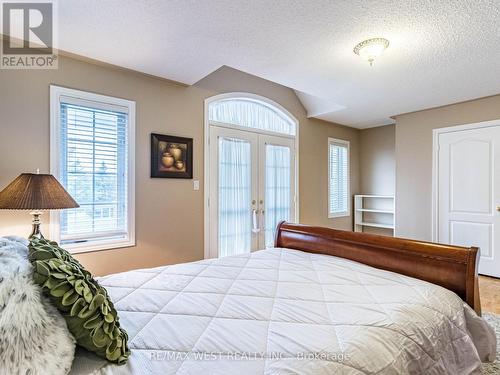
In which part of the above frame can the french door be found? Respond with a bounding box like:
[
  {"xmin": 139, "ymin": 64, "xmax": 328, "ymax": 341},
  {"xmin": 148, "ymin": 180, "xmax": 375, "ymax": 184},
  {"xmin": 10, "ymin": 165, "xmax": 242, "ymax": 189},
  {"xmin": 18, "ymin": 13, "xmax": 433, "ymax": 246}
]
[
  {"xmin": 208, "ymin": 126, "xmax": 296, "ymax": 258},
  {"xmin": 437, "ymin": 123, "xmax": 500, "ymax": 277}
]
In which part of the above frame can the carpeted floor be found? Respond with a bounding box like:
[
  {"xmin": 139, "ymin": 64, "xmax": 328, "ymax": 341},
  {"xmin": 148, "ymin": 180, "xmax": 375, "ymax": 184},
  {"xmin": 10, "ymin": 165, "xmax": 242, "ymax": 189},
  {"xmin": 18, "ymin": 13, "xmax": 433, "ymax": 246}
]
[{"xmin": 482, "ymin": 313, "xmax": 500, "ymax": 374}]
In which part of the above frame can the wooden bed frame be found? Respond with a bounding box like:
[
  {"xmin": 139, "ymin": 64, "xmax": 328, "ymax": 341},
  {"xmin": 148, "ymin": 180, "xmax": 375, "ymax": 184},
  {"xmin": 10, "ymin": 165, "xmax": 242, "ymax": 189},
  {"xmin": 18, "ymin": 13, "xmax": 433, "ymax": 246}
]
[{"xmin": 275, "ymin": 222, "xmax": 481, "ymax": 315}]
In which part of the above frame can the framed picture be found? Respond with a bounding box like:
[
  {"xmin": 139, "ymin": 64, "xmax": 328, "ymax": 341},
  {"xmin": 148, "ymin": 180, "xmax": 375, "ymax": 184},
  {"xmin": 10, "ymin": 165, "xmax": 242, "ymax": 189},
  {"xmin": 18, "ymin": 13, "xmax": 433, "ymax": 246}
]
[{"xmin": 151, "ymin": 133, "xmax": 193, "ymax": 178}]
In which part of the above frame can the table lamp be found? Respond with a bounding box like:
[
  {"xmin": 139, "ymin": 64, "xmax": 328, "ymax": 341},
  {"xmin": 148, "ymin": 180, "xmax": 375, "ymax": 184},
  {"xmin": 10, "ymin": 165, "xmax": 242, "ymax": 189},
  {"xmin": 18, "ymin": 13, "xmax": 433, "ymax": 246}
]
[{"xmin": 0, "ymin": 171, "xmax": 79, "ymax": 239}]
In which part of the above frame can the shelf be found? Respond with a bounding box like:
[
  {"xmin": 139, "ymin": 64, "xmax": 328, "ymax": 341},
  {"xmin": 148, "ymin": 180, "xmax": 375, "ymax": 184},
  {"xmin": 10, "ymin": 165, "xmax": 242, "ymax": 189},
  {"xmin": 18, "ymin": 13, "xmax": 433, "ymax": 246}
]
[
  {"xmin": 358, "ymin": 222, "xmax": 394, "ymax": 229},
  {"xmin": 355, "ymin": 195, "xmax": 394, "ymax": 199},
  {"xmin": 354, "ymin": 195, "xmax": 395, "ymax": 235},
  {"xmin": 356, "ymin": 208, "xmax": 394, "ymax": 214}
]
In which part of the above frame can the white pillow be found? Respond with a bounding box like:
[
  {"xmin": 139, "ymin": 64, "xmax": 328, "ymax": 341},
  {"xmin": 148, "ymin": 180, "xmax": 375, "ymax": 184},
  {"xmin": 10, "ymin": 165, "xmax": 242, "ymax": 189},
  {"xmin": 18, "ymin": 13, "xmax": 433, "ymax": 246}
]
[{"xmin": 0, "ymin": 236, "xmax": 76, "ymax": 375}]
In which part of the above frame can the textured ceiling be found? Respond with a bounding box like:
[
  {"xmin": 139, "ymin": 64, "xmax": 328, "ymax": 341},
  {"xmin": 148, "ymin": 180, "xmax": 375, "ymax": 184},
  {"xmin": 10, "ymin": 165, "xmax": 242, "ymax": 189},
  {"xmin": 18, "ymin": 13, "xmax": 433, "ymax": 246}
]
[{"xmin": 58, "ymin": 0, "xmax": 500, "ymax": 128}]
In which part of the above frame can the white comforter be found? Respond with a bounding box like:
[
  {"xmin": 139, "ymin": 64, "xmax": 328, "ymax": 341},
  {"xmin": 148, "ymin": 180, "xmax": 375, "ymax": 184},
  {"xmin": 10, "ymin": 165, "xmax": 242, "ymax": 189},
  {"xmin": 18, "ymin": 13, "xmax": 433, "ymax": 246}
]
[{"xmin": 71, "ymin": 248, "xmax": 496, "ymax": 375}]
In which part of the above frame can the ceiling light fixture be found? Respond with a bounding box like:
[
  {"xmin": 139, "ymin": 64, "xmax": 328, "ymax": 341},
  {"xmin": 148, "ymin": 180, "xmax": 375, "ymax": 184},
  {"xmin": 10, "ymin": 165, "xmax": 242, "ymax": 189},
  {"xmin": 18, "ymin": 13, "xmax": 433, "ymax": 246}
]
[{"xmin": 353, "ymin": 38, "xmax": 389, "ymax": 66}]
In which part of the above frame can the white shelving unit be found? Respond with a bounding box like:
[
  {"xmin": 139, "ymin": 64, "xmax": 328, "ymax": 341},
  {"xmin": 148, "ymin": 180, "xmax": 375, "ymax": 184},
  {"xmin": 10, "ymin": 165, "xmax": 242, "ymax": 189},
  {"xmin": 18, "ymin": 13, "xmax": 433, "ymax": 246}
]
[{"xmin": 354, "ymin": 195, "xmax": 395, "ymax": 235}]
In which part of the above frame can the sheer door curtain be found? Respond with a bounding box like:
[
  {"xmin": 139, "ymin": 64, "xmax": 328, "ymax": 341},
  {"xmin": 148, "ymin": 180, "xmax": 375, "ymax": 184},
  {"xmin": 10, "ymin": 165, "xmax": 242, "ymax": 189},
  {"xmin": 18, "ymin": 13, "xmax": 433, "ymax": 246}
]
[
  {"xmin": 265, "ymin": 145, "xmax": 291, "ymax": 247},
  {"xmin": 218, "ymin": 137, "xmax": 252, "ymax": 257}
]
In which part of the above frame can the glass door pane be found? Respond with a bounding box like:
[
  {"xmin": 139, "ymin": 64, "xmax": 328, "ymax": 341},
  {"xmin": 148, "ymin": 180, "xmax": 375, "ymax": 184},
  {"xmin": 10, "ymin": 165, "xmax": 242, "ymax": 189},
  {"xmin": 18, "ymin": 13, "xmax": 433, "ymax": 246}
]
[
  {"xmin": 218, "ymin": 137, "xmax": 252, "ymax": 257},
  {"xmin": 209, "ymin": 126, "xmax": 259, "ymax": 258},
  {"xmin": 259, "ymin": 135, "xmax": 295, "ymax": 248}
]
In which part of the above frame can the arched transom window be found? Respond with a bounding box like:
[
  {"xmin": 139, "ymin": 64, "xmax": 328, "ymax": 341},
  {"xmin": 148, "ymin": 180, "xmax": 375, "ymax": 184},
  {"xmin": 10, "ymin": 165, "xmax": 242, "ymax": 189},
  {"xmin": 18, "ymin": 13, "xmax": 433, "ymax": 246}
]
[{"xmin": 208, "ymin": 96, "xmax": 297, "ymax": 136}]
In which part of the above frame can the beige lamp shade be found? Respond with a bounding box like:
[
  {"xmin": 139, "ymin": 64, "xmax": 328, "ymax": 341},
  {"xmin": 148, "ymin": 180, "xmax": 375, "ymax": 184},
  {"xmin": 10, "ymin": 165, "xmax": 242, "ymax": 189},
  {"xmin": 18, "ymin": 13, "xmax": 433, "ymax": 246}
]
[{"xmin": 0, "ymin": 173, "xmax": 79, "ymax": 210}]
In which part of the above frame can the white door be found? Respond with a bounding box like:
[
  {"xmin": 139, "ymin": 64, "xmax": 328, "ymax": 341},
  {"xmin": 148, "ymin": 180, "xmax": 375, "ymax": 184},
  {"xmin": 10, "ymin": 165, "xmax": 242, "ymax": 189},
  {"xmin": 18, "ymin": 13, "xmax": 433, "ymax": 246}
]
[
  {"xmin": 209, "ymin": 126, "xmax": 296, "ymax": 258},
  {"xmin": 437, "ymin": 125, "xmax": 500, "ymax": 277},
  {"xmin": 259, "ymin": 134, "xmax": 296, "ymax": 249}
]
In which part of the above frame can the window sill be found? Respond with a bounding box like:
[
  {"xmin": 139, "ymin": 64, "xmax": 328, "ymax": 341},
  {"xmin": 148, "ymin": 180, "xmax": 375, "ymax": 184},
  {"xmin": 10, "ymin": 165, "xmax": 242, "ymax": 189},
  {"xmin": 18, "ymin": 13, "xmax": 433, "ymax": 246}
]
[
  {"xmin": 62, "ymin": 238, "xmax": 135, "ymax": 254},
  {"xmin": 328, "ymin": 212, "xmax": 350, "ymax": 219}
]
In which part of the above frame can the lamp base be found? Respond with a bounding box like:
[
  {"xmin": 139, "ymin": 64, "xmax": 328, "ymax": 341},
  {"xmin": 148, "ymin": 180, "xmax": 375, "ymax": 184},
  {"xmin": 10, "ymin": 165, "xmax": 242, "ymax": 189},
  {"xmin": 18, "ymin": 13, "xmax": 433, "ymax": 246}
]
[{"xmin": 29, "ymin": 211, "xmax": 45, "ymax": 239}]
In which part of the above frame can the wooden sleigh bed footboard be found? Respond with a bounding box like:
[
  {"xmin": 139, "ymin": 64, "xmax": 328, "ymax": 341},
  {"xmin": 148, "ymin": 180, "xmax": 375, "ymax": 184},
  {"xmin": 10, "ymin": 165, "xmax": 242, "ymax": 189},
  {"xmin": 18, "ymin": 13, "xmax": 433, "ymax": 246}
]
[{"xmin": 274, "ymin": 221, "xmax": 481, "ymax": 315}]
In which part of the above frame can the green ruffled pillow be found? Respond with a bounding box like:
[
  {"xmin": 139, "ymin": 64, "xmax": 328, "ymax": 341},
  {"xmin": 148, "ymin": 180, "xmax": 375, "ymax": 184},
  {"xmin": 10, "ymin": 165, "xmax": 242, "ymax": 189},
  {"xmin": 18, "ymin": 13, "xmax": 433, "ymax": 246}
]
[{"xmin": 28, "ymin": 238, "xmax": 130, "ymax": 365}]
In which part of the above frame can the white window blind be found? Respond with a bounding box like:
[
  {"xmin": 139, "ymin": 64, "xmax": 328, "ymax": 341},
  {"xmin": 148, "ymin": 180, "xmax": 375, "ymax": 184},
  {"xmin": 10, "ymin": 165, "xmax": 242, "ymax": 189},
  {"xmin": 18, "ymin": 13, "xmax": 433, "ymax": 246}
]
[
  {"xmin": 50, "ymin": 86, "xmax": 135, "ymax": 252},
  {"xmin": 328, "ymin": 138, "xmax": 350, "ymax": 217}
]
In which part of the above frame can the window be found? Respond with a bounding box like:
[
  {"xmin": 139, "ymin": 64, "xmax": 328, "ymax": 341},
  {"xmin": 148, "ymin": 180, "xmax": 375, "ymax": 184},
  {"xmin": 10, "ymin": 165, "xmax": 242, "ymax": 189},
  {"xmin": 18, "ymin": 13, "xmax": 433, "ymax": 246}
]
[
  {"xmin": 328, "ymin": 138, "xmax": 350, "ymax": 218},
  {"xmin": 208, "ymin": 96, "xmax": 296, "ymax": 136},
  {"xmin": 50, "ymin": 86, "xmax": 135, "ymax": 253}
]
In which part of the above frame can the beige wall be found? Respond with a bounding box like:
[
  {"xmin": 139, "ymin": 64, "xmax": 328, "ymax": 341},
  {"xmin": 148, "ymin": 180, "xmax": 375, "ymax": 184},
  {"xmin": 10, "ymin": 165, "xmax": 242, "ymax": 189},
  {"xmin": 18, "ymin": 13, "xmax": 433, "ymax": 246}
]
[
  {"xmin": 299, "ymin": 118, "xmax": 360, "ymax": 229},
  {"xmin": 395, "ymin": 95, "xmax": 500, "ymax": 240},
  {"xmin": 352, "ymin": 95, "xmax": 500, "ymax": 241},
  {"xmin": 0, "ymin": 58, "xmax": 359, "ymax": 275},
  {"xmin": 359, "ymin": 124, "xmax": 395, "ymax": 196},
  {"xmin": 194, "ymin": 66, "xmax": 360, "ymax": 230},
  {"xmin": 357, "ymin": 124, "xmax": 395, "ymax": 236}
]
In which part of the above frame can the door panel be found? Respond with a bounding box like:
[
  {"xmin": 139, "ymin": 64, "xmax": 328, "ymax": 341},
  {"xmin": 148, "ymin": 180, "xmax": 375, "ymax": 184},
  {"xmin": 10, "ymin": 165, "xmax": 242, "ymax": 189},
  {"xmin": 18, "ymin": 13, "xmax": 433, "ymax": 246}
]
[
  {"xmin": 259, "ymin": 135, "xmax": 296, "ymax": 248},
  {"xmin": 209, "ymin": 127, "xmax": 258, "ymax": 258},
  {"xmin": 450, "ymin": 139, "xmax": 491, "ymax": 213},
  {"xmin": 450, "ymin": 221, "xmax": 493, "ymax": 258},
  {"xmin": 438, "ymin": 125, "xmax": 500, "ymax": 277},
  {"xmin": 218, "ymin": 137, "xmax": 252, "ymax": 257}
]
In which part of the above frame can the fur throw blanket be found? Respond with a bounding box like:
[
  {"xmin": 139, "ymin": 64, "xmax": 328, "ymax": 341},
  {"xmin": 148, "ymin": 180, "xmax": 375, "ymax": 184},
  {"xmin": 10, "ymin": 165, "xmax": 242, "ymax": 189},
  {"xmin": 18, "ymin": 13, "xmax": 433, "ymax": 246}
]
[{"xmin": 0, "ymin": 236, "xmax": 75, "ymax": 375}]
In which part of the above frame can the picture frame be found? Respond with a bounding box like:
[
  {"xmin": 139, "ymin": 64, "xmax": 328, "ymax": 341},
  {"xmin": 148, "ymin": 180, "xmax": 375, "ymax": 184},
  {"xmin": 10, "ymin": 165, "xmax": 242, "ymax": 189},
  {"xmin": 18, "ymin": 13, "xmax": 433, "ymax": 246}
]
[{"xmin": 151, "ymin": 133, "xmax": 193, "ymax": 179}]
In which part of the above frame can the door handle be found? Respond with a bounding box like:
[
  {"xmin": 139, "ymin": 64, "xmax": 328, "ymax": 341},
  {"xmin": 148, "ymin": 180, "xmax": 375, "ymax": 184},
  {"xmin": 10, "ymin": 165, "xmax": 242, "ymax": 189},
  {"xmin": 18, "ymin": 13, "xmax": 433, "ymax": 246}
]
[
  {"xmin": 496, "ymin": 206, "xmax": 500, "ymax": 212},
  {"xmin": 252, "ymin": 209, "xmax": 260, "ymax": 233}
]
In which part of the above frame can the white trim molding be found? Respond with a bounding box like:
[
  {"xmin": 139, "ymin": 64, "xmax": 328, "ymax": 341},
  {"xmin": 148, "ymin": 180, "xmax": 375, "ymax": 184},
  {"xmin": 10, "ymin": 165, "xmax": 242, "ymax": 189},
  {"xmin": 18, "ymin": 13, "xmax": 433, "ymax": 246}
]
[{"xmin": 49, "ymin": 85, "xmax": 136, "ymax": 254}]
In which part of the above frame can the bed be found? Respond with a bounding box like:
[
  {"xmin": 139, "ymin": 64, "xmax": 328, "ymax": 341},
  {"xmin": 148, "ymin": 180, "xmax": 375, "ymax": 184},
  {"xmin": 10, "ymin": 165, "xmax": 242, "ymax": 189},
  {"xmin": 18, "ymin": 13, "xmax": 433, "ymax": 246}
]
[{"xmin": 71, "ymin": 222, "xmax": 496, "ymax": 374}]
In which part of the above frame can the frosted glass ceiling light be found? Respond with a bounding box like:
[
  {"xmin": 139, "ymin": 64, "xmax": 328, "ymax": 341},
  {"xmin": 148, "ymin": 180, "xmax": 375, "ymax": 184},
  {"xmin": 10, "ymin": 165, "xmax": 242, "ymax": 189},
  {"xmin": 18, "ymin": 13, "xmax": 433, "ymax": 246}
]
[{"xmin": 354, "ymin": 38, "xmax": 389, "ymax": 66}]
